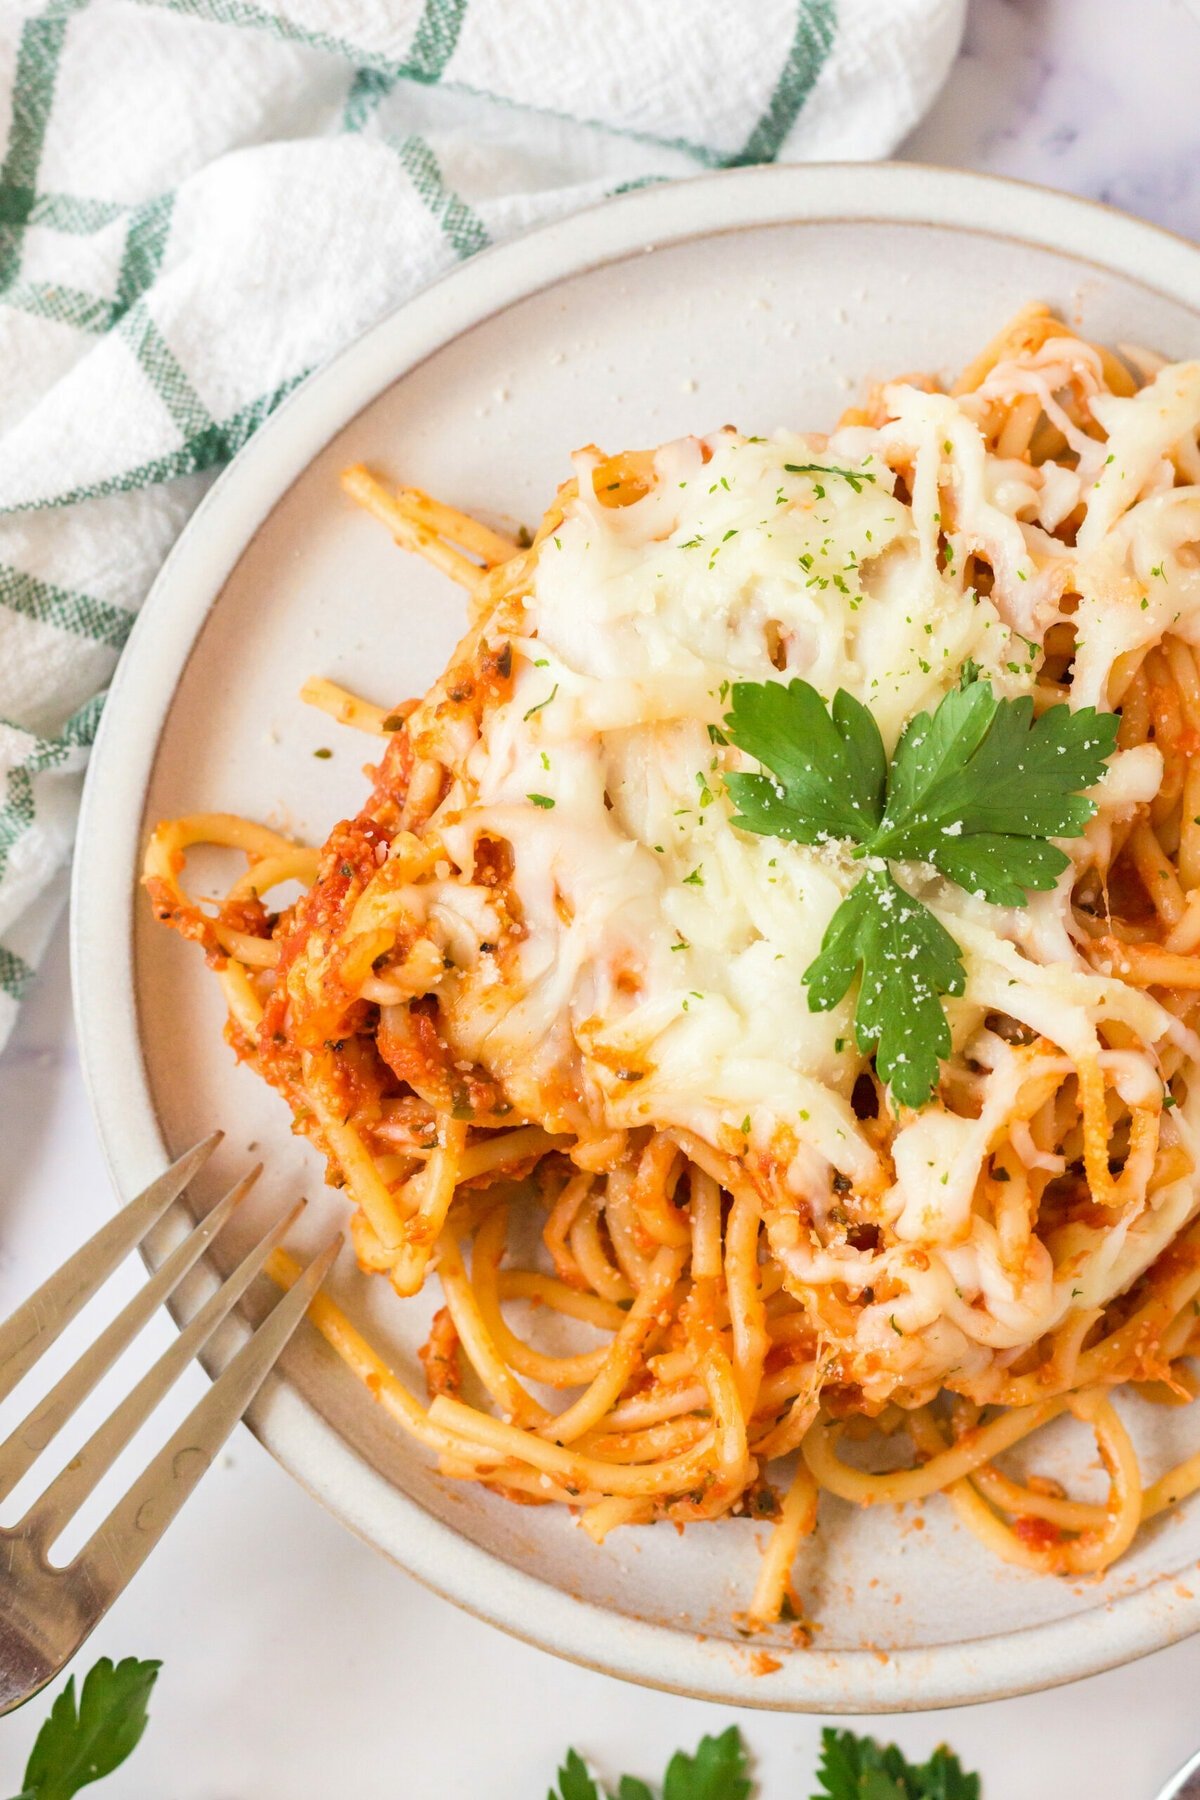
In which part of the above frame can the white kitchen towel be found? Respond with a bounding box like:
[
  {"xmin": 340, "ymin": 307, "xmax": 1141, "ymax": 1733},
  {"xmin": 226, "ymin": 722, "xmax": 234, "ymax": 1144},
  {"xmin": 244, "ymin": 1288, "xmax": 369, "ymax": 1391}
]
[{"xmin": 0, "ymin": 0, "xmax": 965, "ymax": 1045}]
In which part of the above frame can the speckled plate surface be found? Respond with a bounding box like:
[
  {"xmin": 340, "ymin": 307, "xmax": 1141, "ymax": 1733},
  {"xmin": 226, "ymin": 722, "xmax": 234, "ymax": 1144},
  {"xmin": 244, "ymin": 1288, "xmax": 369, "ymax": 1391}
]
[{"xmin": 72, "ymin": 164, "xmax": 1200, "ymax": 1710}]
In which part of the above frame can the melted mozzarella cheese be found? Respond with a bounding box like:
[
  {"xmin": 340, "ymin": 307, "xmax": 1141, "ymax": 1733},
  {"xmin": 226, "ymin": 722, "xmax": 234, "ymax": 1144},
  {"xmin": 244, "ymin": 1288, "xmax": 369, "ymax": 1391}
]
[
  {"xmin": 441, "ymin": 430, "xmax": 1029, "ymax": 1175},
  {"xmin": 421, "ymin": 369, "xmax": 1200, "ymax": 1399}
]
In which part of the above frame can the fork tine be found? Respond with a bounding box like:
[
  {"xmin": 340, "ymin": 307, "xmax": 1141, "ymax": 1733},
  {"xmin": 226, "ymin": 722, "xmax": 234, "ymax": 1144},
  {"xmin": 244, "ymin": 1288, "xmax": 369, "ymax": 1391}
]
[
  {"xmin": 0, "ymin": 1133, "xmax": 221, "ymax": 1405},
  {"xmin": 0, "ymin": 1168, "xmax": 259, "ymax": 1506},
  {"xmin": 73, "ymin": 1234, "xmax": 341, "ymax": 1602},
  {"xmin": 22, "ymin": 1198, "xmax": 306, "ymax": 1548}
]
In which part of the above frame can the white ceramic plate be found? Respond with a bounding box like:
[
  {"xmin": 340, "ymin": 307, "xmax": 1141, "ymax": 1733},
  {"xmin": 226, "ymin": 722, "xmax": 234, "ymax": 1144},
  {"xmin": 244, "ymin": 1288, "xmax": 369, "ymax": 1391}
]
[{"xmin": 73, "ymin": 164, "xmax": 1200, "ymax": 1711}]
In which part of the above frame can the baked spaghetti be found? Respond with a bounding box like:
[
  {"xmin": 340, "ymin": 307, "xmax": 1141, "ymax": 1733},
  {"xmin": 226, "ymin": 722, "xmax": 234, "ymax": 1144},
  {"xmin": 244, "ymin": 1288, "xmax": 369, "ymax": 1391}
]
[{"xmin": 145, "ymin": 305, "xmax": 1200, "ymax": 1633}]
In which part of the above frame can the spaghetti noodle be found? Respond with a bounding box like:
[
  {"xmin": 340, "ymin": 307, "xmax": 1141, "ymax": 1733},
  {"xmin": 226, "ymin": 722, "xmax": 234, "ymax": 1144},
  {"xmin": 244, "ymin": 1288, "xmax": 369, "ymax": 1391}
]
[{"xmin": 146, "ymin": 305, "xmax": 1200, "ymax": 1632}]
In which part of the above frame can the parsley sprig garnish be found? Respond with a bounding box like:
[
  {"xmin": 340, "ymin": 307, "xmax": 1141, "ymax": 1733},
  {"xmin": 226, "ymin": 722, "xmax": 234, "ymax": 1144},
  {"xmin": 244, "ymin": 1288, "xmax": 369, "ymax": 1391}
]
[
  {"xmin": 9, "ymin": 1663, "xmax": 983, "ymax": 1799},
  {"xmin": 813, "ymin": 1728, "xmax": 980, "ymax": 1799},
  {"xmin": 11, "ymin": 1657, "xmax": 160, "ymax": 1799},
  {"xmin": 724, "ymin": 664, "xmax": 1117, "ymax": 1108},
  {"xmin": 548, "ymin": 1724, "xmax": 980, "ymax": 1799},
  {"xmin": 549, "ymin": 1726, "xmax": 749, "ymax": 1800}
]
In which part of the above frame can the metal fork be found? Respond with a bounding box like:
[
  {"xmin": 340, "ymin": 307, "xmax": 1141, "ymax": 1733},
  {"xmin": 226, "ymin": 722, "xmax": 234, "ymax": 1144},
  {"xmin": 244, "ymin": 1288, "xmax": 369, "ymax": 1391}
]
[{"xmin": 0, "ymin": 1132, "xmax": 340, "ymax": 1714}]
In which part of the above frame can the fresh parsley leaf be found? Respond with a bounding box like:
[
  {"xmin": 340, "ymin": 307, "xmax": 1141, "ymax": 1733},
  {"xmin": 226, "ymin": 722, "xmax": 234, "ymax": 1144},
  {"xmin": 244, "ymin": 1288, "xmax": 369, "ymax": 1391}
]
[
  {"xmin": 548, "ymin": 1725, "xmax": 980, "ymax": 1800},
  {"xmin": 662, "ymin": 1727, "xmax": 750, "ymax": 1800},
  {"xmin": 549, "ymin": 1748, "xmax": 602, "ymax": 1800},
  {"xmin": 870, "ymin": 667, "xmax": 1118, "ymax": 905},
  {"xmin": 725, "ymin": 680, "xmax": 885, "ymax": 847},
  {"xmin": 548, "ymin": 1729, "xmax": 748, "ymax": 1800},
  {"xmin": 812, "ymin": 1726, "xmax": 980, "ymax": 1800},
  {"xmin": 17, "ymin": 1658, "xmax": 161, "ymax": 1800},
  {"xmin": 545, "ymin": 1755, "xmax": 656, "ymax": 1800},
  {"xmin": 724, "ymin": 667, "xmax": 1116, "ymax": 1107},
  {"xmin": 914, "ymin": 1748, "xmax": 982, "ymax": 1800},
  {"xmin": 805, "ymin": 867, "xmax": 965, "ymax": 1109}
]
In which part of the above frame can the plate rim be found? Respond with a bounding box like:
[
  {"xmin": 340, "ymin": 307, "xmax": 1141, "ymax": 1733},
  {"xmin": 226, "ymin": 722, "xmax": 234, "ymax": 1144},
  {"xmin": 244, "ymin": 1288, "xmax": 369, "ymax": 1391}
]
[{"xmin": 71, "ymin": 160, "xmax": 1200, "ymax": 1711}]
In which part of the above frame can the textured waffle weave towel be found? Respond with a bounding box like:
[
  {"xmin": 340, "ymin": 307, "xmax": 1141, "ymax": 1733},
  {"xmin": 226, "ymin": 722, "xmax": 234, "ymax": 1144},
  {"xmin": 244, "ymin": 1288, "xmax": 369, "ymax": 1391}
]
[{"xmin": 0, "ymin": 0, "xmax": 965, "ymax": 1045}]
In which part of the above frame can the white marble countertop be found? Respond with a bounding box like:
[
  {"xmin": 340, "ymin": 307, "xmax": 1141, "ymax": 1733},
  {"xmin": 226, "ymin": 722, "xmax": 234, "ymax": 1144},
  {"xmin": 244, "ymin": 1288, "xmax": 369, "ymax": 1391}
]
[{"xmin": 5, "ymin": 2, "xmax": 1200, "ymax": 1793}]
